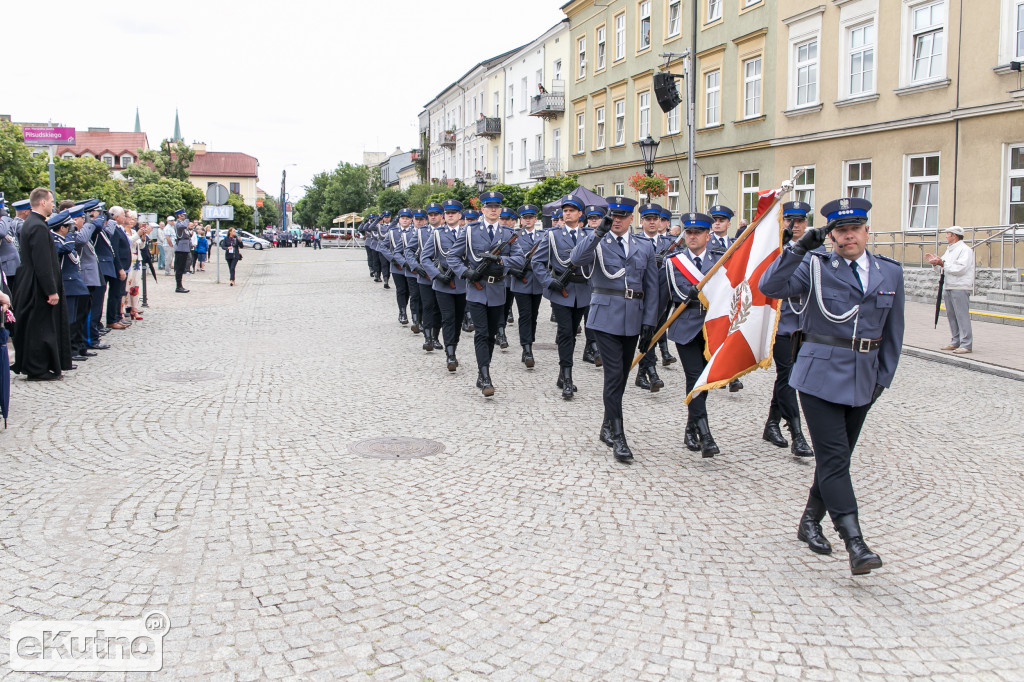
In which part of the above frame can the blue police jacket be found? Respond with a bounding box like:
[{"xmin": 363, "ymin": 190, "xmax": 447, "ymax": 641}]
[
  {"xmin": 420, "ymin": 225, "xmax": 467, "ymax": 295},
  {"xmin": 91, "ymin": 217, "xmax": 120, "ymax": 278},
  {"xmin": 663, "ymin": 248, "xmax": 720, "ymax": 345},
  {"xmin": 53, "ymin": 234, "xmax": 90, "ymax": 297},
  {"xmin": 0, "ymin": 216, "xmax": 22, "ymax": 277},
  {"xmin": 404, "ymin": 225, "xmax": 434, "ymax": 285},
  {"xmin": 534, "ymin": 225, "xmax": 594, "ymax": 307},
  {"xmin": 759, "ymin": 248, "xmax": 905, "ymax": 408},
  {"xmin": 509, "ymin": 228, "xmax": 545, "ymax": 296},
  {"xmin": 569, "ymin": 231, "xmax": 660, "ymax": 336},
  {"xmin": 447, "ymin": 221, "xmax": 525, "ymax": 306}
]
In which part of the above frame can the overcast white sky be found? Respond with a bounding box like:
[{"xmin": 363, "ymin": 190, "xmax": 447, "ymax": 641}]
[{"xmin": 6, "ymin": 0, "xmax": 566, "ymax": 201}]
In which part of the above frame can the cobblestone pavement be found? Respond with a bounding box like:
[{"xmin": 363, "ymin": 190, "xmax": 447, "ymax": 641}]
[{"xmin": 2, "ymin": 247, "xmax": 1023, "ymax": 681}]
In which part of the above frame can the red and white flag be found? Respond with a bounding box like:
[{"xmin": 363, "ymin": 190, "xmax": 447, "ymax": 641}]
[
  {"xmin": 668, "ymin": 251, "xmax": 704, "ymax": 285},
  {"xmin": 685, "ymin": 190, "xmax": 784, "ymax": 404}
]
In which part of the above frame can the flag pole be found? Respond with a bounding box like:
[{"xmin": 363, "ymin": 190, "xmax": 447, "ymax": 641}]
[{"xmin": 629, "ymin": 192, "xmax": 786, "ymax": 371}]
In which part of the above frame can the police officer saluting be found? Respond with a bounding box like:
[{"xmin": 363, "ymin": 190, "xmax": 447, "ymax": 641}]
[
  {"xmin": 0, "ymin": 194, "xmax": 22, "ymax": 297},
  {"xmin": 420, "ymin": 199, "xmax": 468, "ymax": 371},
  {"xmin": 570, "ymin": 196, "xmax": 660, "ymax": 462},
  {"xmin": 762, "ymin": 201, "xmax": 814, "ymax": 458},
  {"xmin": 760, "ymin": 197, "xmax": 905, "ymax": 576},
  {"xmin": 508, "ymin": 204, "xmax": 545, "ymax": 369}
]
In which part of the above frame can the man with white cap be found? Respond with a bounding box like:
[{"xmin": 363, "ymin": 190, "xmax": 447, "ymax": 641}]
[{"xmin": 927, "ymin": 226, "xmax": 974, "ymax": 354}]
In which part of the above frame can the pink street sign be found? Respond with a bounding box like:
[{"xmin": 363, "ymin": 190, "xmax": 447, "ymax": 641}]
[{"xmin": 22, "ymin": 126, "xmax": 76, "ymax": 146}]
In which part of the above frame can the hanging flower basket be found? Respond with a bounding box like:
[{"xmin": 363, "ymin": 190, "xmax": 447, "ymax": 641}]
[
  {"xmin": 468, "ymin": 197, "xmax": 482, "ymax": 210},
  {"xmin": 628, "ymin": 171, "xmax": 669, "ymax": 198}
]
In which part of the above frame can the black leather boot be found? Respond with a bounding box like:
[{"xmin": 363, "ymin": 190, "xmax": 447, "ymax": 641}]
[
  {"xmin": 647, "ymin": 366, "xmax": 665, "ymax": 392},
  {"xmin": 521, "ymin": 344, "xmax": 535, "ymax": 368},
  {"xmin": 581, "ymin": 342, "xmax": 596, "ymax": 364},
  {"xmin": 463, "ymin": 312, "xmax": 474, "ymax": 332},
  {"xmin": 496, "ymin": 327, "xmax": 509, "ymax": 349},
  {"xmin": 550, "ymin": 311, "xmax": 556, "ymax": 323},
  {"xmin": 478, "ymin": 366, "xmax": 494, "ymax": 397},
  {"xmin": 797, "ymin": 495, "xmax": 833, "ymax": 555},
  {"xmin": 684, "ymin": 420, "xmax": 700, "ymax": 452},
  {"xmin": 591, "ymin": 341, "xmax": 602, "ymax": 367},
  {"xmin": 609, "ymin": 419, "xmax": 633, "ymax": 463},
  {"xmin": 446, "ymin": 345, "xmax": 458, "ymax": 372},
  {"xmin": 422, "ymin": 328, "xmax": 434, "ymax": 352},
  {"xmin": 658, "ymin": 338, "xmax": 677, "ymax": 366},
  {"xmin": 788, "ymin": 418, "xmax": 814, "ymax": 457},
  {"xmin": 507, "ymin": 310, "xmax": 514, "ymax": 324},
  {"xmin": 399, "ymin": 310, "xmax": 408, "ymax": 325},
  {"xmin": 634, "ymin": 367, "xmax": 651, "ymax": 390},
  {"xmin": 410, "ymin": 314, "xmax": 421, "ymax": 334},
  {"xmin": 762, "ymin": 407, "xmax": 788, "ymax": 448},
  {"xmin": 600, "ymin": 417, "xmax": 614, "ymax": 447},
  {"xmin": 560, "ymin": 367, "xmax": 574, "ymax": 400},
  {"xmin": 383, "ymin": 278, "xmax": 391, "ymax": 289},
  {"xmin": 374, "ymin": 274, "xmax": 381, "ymax": 283},
  {"xmin": 694, "ymin": 417, "xmax": 719, "ymax": 457},
  {"xmin": 555, "ymin": 368, "xmax": 577, "ymax": 394},
  {"xmin": 834, "ymin": 514, "xmax": 882, "ymax": 575}
]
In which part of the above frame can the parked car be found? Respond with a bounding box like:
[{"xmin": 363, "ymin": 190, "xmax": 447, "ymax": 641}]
[{"xmin": 236, "ymin": 230, "xmax": 270, "ymax": 250}]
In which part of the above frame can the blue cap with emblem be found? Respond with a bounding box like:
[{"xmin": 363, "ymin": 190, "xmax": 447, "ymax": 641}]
[
  {"xmin": 659, "ymin": 208, "xmax": 672, "ymax": 220},
  {"xmin": 69, "ymin": 204, "xmax": 86, "ymax": 219},
  {"xmin": 639, "ymin": 202, "xmax": 663, "ymax": 217},
  {"xmin": 783, "ymin": 201, "xmax": 812, "ymax": 218},
  {"xmin": 381, "ymin": 210, "xmax": 392, "ymax": 217},
  {"xmin": 411, "ymin": 208, "xmax": 427, "ymax": 219},
  {"xmin": 585, "ymin": 205, "xmax": 607, "ymax": 218},
  {"xmin": 174, "ymin": 208, "xmax": 187, "ymax": 216},
  {"xmin": 708, "ymin": 205, "xmax": 734, "ymax": 219},
  {"xmin": 681, "ymin": 212, "xmax": 713, "ymax": 231},
  {"xmin": 398, "ymin": 208, "xmax": 413, "ymax": 218},
  {"xmin": 499, "ymin": 207, "xmax": 518, "ymax": 219},
  {"xmin": 517, "ymin": 204, "xmax": 539, "ymax": 217},
  {"xmin": 12, "ymin": 199, "xmax": 30, "ymax": 212},
  {"xmin": 464, "ymin": 210, "xmax": 479, "ymax": 220},
  {"xmin": 425, "ymin": 202, "xmax": 443, "ymax": 214},
  {"xmin": 551, "ymin": 209, "xmax": 562, "ymax": 220},
  {"xmin": 820, "ymin": 197, "xmax": 871, "ymax": 227},
  {"xmin": 605, "ymin": 196, "xmax": 638, "ymax": 217},
  {"xmin": 561, "ymin": 193, "xmax": 584, "ymax": 211},
  {"xmin": 441, "ymin": 199, "xmax": 464, "ymax": 212},
  {"xmin": 479, "ymin": 191, "xmax": 504, "ymax": 206},
  {"xmin": 46, "ymin": 210, "xmax": 72, "ymax": 229}
]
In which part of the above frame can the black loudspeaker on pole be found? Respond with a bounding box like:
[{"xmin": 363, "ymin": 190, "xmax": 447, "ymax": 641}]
[{"xmin": 653, "ymin": 72, "xmax": 682, "ymax": 113}]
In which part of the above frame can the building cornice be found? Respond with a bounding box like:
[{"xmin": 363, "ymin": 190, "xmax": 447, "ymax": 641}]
[
  {"xmin": 733, "ymin": 28, "xmax": 769, "ymax": 45},
  {"xmin": 782, "ymin": 5, "xmax": 826, "ymax": 25},
  {"xmin": 696, "ymin": 43, "xmax": 727, "ymax": 60}
]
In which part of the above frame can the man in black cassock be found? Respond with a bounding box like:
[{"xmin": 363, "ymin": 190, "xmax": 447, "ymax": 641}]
[{"xmin": 11, "ymin": 188, "xmax": 72, "ymax": 381}]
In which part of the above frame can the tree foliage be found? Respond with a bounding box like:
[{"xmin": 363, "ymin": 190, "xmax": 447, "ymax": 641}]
[
  {"xmin": 405, "ymin": 183, "xmax": 449, "ymax": 209},
  {"xmin": 375, "ymin": 188, "xmax": 408, "ymax": 216},
  {"xmin": 524, "ymin": 175, "xmax": 580, "ymax": 207},
  {"xmin": 424, "ymin": 180, "xmax": 481, "ymax": 208},
  {"xmin": 224, "ymin": 192, "xmax": 254, "ymax": 229},
  {"xmin": 55, "ymin": 157, "xmax": 112, "ymax": 202},
  {"xmin": 121, "ymin": 162, "xmax": 161, "ymax": 186},
  {"xmin": 137, "ymin": 139, "xmax": 195, "ymax": 181},
  {"xmin": 0, "ymin": 122, "xmax": 46, "ymax": 201},
  {"xmin": 131, "ymin": 178, "xmax": 204, "ymax": 220},
  {"xmin": 488, "ymin": 184, "xmax": 527, "ymax": 212},
  {"xmin": 257, "ymin": 195, "xmax": 278, "ymax": 229}
]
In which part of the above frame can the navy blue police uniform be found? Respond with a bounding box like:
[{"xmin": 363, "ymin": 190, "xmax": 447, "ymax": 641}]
[
  {"xmin": 508, "ymin": 204, "xmax": 545, "ymax": 368},
  {"xmin": 420, "ymin": 199, "xmax": 468, "ymax": 371}
]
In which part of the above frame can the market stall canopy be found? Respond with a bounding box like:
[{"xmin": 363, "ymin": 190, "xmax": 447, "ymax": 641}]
[{"xmin": 542, "ymin": 186, "xmax": 608, "ymax": 217}]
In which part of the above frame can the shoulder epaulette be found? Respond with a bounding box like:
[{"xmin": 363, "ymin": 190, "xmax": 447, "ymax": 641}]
[
  {"xmin": 872, "ymin": 253, "xmax": 901, "ymax": 266},
  {"xmin": 809, "ymin": 250, "xmax": 830, "ymax": 258}
]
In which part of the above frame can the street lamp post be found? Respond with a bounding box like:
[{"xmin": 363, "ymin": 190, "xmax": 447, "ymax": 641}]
[
  {"xmin": 638, "ymin": 135, "xmax": 660, "ymax": 177},
  {"xmin": 475, "ymin": 175, "xmax": 486, "ymax": 195}
]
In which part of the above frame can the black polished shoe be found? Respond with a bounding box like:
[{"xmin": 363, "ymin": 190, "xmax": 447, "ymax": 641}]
[
  {"xmin": 694, "ymin": 417, "xmax": 720, "ymax": 457},
  {"xmin": 834, "ymin": 514, "xmax": 882, "ymax": 575},
  {"xmin": 410, "ymin": 315, "xmax": 421, "ymax": 334},
  {"xmin": 374, "ymin": 275, "xmax": 382, "ymax": 283},
  {"xmin": 659, "ymin": 339, "xmax": 677, "ymax": 366},
  {"xmin": 797, "ymin": 495, "xmax": 833, "ymax": 555},
  {"xmin": 608, "ymin": 419, "xmax": 634, "ymax": 463},
  {"xmin": 175, "ymin": 287, "xmax": 189, "ymax": 293},
  {"xmin": 496, "ymin": 327, "xmax": 509, "ymax": 349},
  {"xmin": 478, "ymin": 366, "xmax": 495, "ymax": 397},
  {"xmin": 647, "ymin": 366, "xmax": 664, "ymax": 392},
  {"xmin": 464, "ymin": 312, "xmax": 475, "ymax": 333},
  {"xmin": 507, "ymin": 311, "xmax": 514, "ymax": 324},
  {"xmin": 98, "ymin": 328, "xmax": 110, "ymax": 336},
  {"xmin": 634, "ymin": 367, "xmax": 651, "ymax": 391},
  {"xmin": 433, "ymin": 333, "xmax": 443, "ymax": 351},
  {"xmin": 560, "ymin": 367, "xmax": 574, "ymax": 400},
  {"xmin": 398, "ymin": 311, "xmax": 408, "ymax": 325},
  {"xmin": 383, "ymin": 281, "xmax": 391, "ymax": 289},
  {"xmin": 422, "ymin": 329, "xmax": 434, "ymax": 352},
  {"xmin": 80, "ymin": 350, "xmax": 98, "ymax": 357},
  {"xmin": 550, "ymin": 311, "xmax": 556, "ymax": 323},
  {"xmin": 728, "ymin": 379, "xmax": 743, "ymax": 392},
  {"xmin": 72, "ymin": 354, "xmax": 89, "ymax": 362},
  {"xmin": 26, "ymin": 372, "xmax": 62, "ymax": 382},
  {"xmin": 684, "ymin": 420, "xmax": 701, "ymax": 452},
  {"xmin": 87, "ymin": 343, "xmax": 111, "ymax": 350},
  {"xmin": 763, "ymin": 413, "xmax": 788, "ymax": 448},
  {"xmin": 67, "ymin": 364, "xmax": 78, "ymax": 370},
  {"xmin": 581, "ymin": 342, "xmax": 596, "ymax": 364},
  {"xmin": 521, "ymin": 344, "xmax": 535, "ymax": 368},
  {"xmin": 555, "ymin": 370, "xmax": 577, "ymax": 393},
  {"xmin": 600, "ymin": 417, "xmax": 614, "ymax": 447},
  {"xmin": 591, "ymin": 341, "xmax": 602, "ymax": 367},
  {"xmin": 446, "ymin": 345, "xmax": 458, "ymax": 372},
  {"xmin": 788, "ymin": 418, "xmax": 814, "ymax": 457}
]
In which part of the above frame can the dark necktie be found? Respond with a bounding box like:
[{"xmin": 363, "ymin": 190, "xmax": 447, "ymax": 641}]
[
  {"xmin": 571, "ymin": 230, "xmax": 578, "ymax": 246},
  {"xmin": 850, "ymin": 260, "xmax": 863, "ymax": 291},
  {"xmin": 488, "ymin": 226, "xmax": 494, "ymax": 241},
  {"xmin": 694, "ymin": 255, "xmax": 702, "ymax": 270},
  {"xmin": 617, "ymin": 236, "xmax": 624, "ymax": 250}
]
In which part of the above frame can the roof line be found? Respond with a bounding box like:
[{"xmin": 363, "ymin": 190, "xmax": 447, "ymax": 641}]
[{"xmin": 421, "ymin": 42, "xmax": 531, "ymax": 109}]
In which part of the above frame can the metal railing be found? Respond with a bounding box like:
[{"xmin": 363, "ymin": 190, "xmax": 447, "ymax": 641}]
[
  {"xmin": 529, "ymin": 93, "xmax": 566, "ymax": 117},
  {"xmin": 529, "ymin": 158, "xmax": 562, "ymax": 179},
  {"xmin": 476, "ymin": 117, "xmax": 501, "ymax": 137}
]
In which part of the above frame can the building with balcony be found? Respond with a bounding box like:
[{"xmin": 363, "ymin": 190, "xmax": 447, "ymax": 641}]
[{"xmin": 378, "ymin": 147, "xmax": 420, "ymax": 188}]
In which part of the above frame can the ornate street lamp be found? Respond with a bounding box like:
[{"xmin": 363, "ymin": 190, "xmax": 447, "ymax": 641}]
[
  {"xmin": 638, "ymin": 135, "xmax": 660, "ymax": 177},
  {"xmin": 475, "ymin": 174, "xmax": 486, "ymax": 194}
]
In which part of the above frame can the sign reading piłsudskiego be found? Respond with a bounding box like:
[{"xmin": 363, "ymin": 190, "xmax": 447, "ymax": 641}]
[
  {"xmin": 22, "ymin": 127, "xmax": 76, "ymax": 146},
  {"xmin": 202, "ymin": 205, "xmax": 235, "ymax": 221}
]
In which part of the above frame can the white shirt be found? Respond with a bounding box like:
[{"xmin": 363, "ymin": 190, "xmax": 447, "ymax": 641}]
[
  {"xmin": 687, "ymin": 247, "xmax": 707, "ymax": 264},
  {"xmin": 933, "ymin": 239, "xmax": 975, "ymax": 290},
  {"xmin": 614, "ymin": 232, "xmax": 631, "ymax": 257},
  {"xmin": 842, "ymin": 252, "xmax": 871, "ymax": 292}
]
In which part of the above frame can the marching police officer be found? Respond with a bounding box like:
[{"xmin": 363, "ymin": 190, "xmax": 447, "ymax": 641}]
[
  {"xmin": 496, "ymin": 206, "xmax": 520, "ymax": 350},
  {"xmin": 0, "ymin": 194, "xmax": 22, "ymax": 296},
  {"xmin": 760, "ymin": 197, "xmax": 905, "ymax": 576},
  {"xmin": 446, "ymin": 191, "xmax": 525, "ymax": 396},
  {"xmin": 664, "ymin": 212, "xmax": 721, "ymax": 458},
  {"xmin": 656, "ymin": 207, "xmax": 679, "ymax": 366},
  {"xmin": 375, "ymin": 211, "xmax": 392, "ymax": 289},
  {"xmin": 403, "ymin": 209, "xmax": 426, "ymax": 334},
  {"xmin": 73, "ymin": 199, "xmax": 108, "ymax": 351},
  {"xmin": 508, "ymin": 204, "xmax": 545, "ymax": 369},
  {"xmin": 421, "ymin": 199, "xmax": 467, "ymax": 371},
  {"xmin": 634, "ymin": 202, "xmax": 673, "ymax": 392},
  {"xmin": 534, "ymin": 193, "xmax": 594, "ymax": 400},
  {"xmin": 384, "ymin": 209, "xmax": 414, "ymax": 325},
  {"xmin": 762, "ymin": 201, "xmax": 815, "ymax": 458},
  {"xmin": 363, "ymin": 213, "xmax": 381, "ymax": 280},
  {"xmin": 570, "ymin": 196, "xmax": 659, "ymax": 462},
  {"xmin": 407, "ymin": 205, "xmax": 443, "ymax": 351}
]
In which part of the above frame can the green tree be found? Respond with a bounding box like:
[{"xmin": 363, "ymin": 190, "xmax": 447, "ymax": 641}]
[
  {"xmin": 524, "ymin": 175, "xmax": 580, "ymax": 207},
  {"xmin": 96, "ymin": 179, "xmax": 134, "ymax": 210},
  {"xmin": 121, "ymin": 162, "xmax": 161, "ymax": 186},
  {"xmin": 131, "ymin": 178, "xmax": 204, "ymax": 220},
  {"xmin": 425, "ymin": 179, "xmax": 477, "ymax": 207},
  {"xmin": 54, "ymin": 156, "xmax": 112, "ymax": 202},
  {"xmin": 318, "ymin": 162, "xmax": 373, "ymax": 226},
  {"xmin": 0, "ymin": 122, "xmax": 46, "ymax": 201},
  {"xmin": 375, "ymin": 188, "xmax": 408, "ymax": 216},
  {"xmin": 137, "ymin": 139, "xmax": 195, "ymax": 181},
  {"xmin": 257, "ymin": 195, "xmax": 278, "ymax": 229},
  {"xmin": 488, "ymin": 184, "xmax": 526, "ymax": 212},
  {"xmin": 405, "ymin": 182, "xmax": 449, "ymax": 209},
  {"xmin": 223, "ymin": 192, "xmax": 254, "ymax": 230},
  {"xmin": 293, "ymin": 171, "xmax": 329, "ymax": 228}
]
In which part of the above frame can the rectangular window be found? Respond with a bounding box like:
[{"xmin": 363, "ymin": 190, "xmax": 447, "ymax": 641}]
[
  {"xmin": 508, "ymin": 142, "xmax": 515, "ymax": 171},
  {"xmin": 614, "ymin": 99, "xmax": 625, "ymax": 145},
  {"xmin": 1017, "ymin": 1, "xmax": 1024, "ymax": 58},
  {"xmin": 845, "ymin": 160, "xmax": 873, "ymax": 201},
  {"xmin": 849, "ymin": 23, "xmax": 875, "ymax": 96},
  {"xmin": 639, "ymin": 1, "xmax": 651, "ymax": 50},
  {"xmin": 508, "ymin": 85, "xmax": 514, "ymax": 117},
  {"xmin": 595, "ymin": 184, "xmax": 605, "ymax": 195},
  {"xmin": 120, "ymin": 154, "xmax": 133, "ymax": 167},
  {"xmin": 704, "ymin": 174, "xmax": 719, "ymax": 212},
  {"xmin": 638, "ymin": 91, "xmax": 650, "ymax": 139},
  {"xmin": 520, "ymin": 77, "xmax": 528, "ymax": 111},
  {"xmin": 707, "ymin": 0, "xmax": 722, "ymax": 23},
  {"xmin": 521, "ymin": 139, "xmax": 527, "ymax": 169},
  {"xmin": 743, "ymin": 57, "xmax": 762, "ymax": 118},
  {"xmin": 705, "ymin": 70, "xmax": 720, "ymax": 126},
  {"xmin": 595, "ymin": 106, "xmax": 606, "ymax": 149},
  {"xmin": 553, "ymin": 128, "xmax": 561, "ymax": 161},
  {"xmin": 907, "ymin": 153, "xmax": 940, "ymax": 230},
  {"xmin": 668, "ymin": 0, "xmax": 681, "ymax": 37},
  {"xmin": 535, "ymin": 69, "xmax": 543, "ymax": 92},
  {"xmin": 794, "ymin": 39, "xmax": 818, "ymax": 106},
  {"xmin": 597, "ymin": 26, "xmax": 607, "ymax": 70},
  {"xmin": 666, "ymin": 103, "xmax": 680, "ymax": 134},
  {"xmin": 793, "ymin": 166, "xmax": 815, "ymax": 227},
  {"xmin": 101, "ymin": 154, "xmax": 114, "ymax": 167},
  {"xmin": 1008, "ymin": 145, "xmax": 1024, "ymax": 223},
  {"xmin": 535, "ymin": 134, "xmax": 543, "ymax": 160},
  {"xmin": 615, "ymin": 14, "xmax": 626, "ymax": 61},
  {"xmin": 615, "ymin": 182, "xmax": 625, "ymax": 195},
  {"xmin": 667, "ymin": 178, "xmax": 680, "ymax": 211},
  {"xmin": 741, "ymin": 171, "xmax": 760, "ymax": 223},
  {"xmin": 230, "ymin": 182, "xmax": 241, "ymax": 195},
  {"xmin": 912, "ymin": 1, "xmax": 945, "ymax": 82},
  {"xmin": 554, "ymin": 59, "xmax": 562, "ymax": 82},
  {"xmin": 576, "ymin": 112, "xmax": 585, "ymax": 153},
  {"xmin": 578, "ymin": 36, "xmax": 587, "ymax": 79}
]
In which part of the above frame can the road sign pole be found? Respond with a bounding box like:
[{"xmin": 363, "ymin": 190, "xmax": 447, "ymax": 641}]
[
  {"xmin": 47, "ymin": 146, "xmax": 56, "ymax": 201},
  {"xmin": 215, "ymin": 219, "xmax": 221, "ymax": 284}
]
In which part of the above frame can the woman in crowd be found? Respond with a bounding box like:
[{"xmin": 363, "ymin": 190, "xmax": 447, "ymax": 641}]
[{"xmin": 220, "ymin": 227, "xmax": 244, "ymax": 286}]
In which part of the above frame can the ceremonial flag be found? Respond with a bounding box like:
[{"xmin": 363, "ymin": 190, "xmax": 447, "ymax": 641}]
[{"xmin": 685, "ymin": 190, "xmax": 784, "ymax": 404}]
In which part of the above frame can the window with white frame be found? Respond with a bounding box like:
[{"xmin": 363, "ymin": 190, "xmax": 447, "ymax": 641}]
[
  {"xmin": 612, "ymin": 100, "xmax": 625, "ymax": 146},
  {"xmin": 520, "ymin": 78, "xmax": 528, "ymax": 111},
  {"xmin": 508, "ymin": 143, "xmax": 515, "ymax": 171},
  {"xmin": 910, "ymin": 1, "xmax": 946, "ymax": 83},
  {"xmin": 638, "ymin": 91, "xmax": 650, "ymax": 139},
  {"xmin": 793, "ymin": 39, "xmax": 818, "ymax": 106},
  {"xmin": 907, "ymin": 153, "xmax": 940, "ymax": 230},
  {"xmin": 707, "ymin": 0, "xmax": 721, "ymax": 23},
  {"xmin": 668, "ymin": 0, "xmax": 681, "ymax": 37},
  {"xmin": 61, "ymin": 152, "xmax": 75, "ymax": 160},
  {"xmin": 615, "ymin": 14, "xmax": 626, "ymax": 61},
  {"xmin": 553, "ymin": 128, "xmax": 561, "ymax": 161},
  {"xmin": 535, "ymin": 69, "xmax": 543, "ymax": 91},
  {"xmin": 793, "ymin": 166, "xmax": 815, "ymax": 226},
  {"xmin": 744, "ymin": 0, "xmax": 760, "ymax": 6},
  {"xmin": 535, "ymin": 134, "xmax": 543, "ymax": 160},
  {"xmin": 576, "ymin": 112, "xmax": 585, "ymax": 153},
  {"xmin": 848, "ymin": 23, "xmax": 875, "ymax": 96},
  {"xmin": 666, "ymin": 102, "xmax": 680, "ymax": 134},
  {"xmin": 845, "ymin": 160, "xmax": 872, "ymax": 201},
  {"xmin": 705, "ymin": 70, "xmax": 720, "ymax": 126},
  {"xmin": 595, "ymin": 106, "xmax": 606, "ymax": 149},
  {"xmin": 704, "ymin": 175, "xmax": 719, "ymax": 211},
  {"xmin": 554, "ymin": 59, "xmax": 562, "ymax": 82},
  {"xmin": 743, "ymin": 57, "xmax": 762, "ymax": 118},
  {"xmin": 120, "ymin": 154, "xmax": 133, "ymax": 167},
  {"xmin": 508, "ymin": 85, "xmax": 515, "ymax": 117},
  {"xmin": 578, "ymin": 36, "xmax": 587, "ymax": 79},
  {"xmin": 741, "ymin": 171, "xmax": 760, "ymax": 223},
  {"xmin": 597, "ymin": 26, "xmax": 607, "ymax": 70},
  {"xmin": 595, "ymin": 184, "xmax": 605, "ymax": 195},
  {"xmin": 1017, "ymin": 0, "xmax": 1024, "ymax": 58},
  {"xmin": 101, "ymin": 154, "xmax": 114, "ymax": 167},
  {"xmin": 667, "ymin": 178, "xmax": 680, "ymax": 211},
  {"xmin": 1008, "ymin": 146, "xmax": 1024, "ymax": 223},
  {"xmin": 639, "ymin": 1, "xmax": 651, "ymax": 50},
  {"xmin": 614, "ymin": 182, "xmax": 625, "ymax": 195},
  {"xmin": 521, "ymin": 139, "xmax": 527, "ymax": 169}
]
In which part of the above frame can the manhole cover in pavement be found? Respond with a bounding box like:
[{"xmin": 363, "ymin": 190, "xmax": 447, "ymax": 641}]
[
  {"xmin": 349, "ymin": 437, "xmax": 445, "ymax": 460},
  {"xmin": 159, "ymin": 370, "xmax": 224, "ymax": 383},
  {"xmin": 532, "ymin": 343, "xmax": 558, "ymax": 351}
]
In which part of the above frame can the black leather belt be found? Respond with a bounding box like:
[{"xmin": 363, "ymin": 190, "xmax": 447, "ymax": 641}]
[
  {"xmin": 804, "ymin": 333, "xmax": 882, "ymax": 353},
  {"xmin": 485, "ymin": 275, "xmax": 503, "ymax": 284},
  {"xmin": 592, "ymin": 286, "xmax": 644, "ymax": 300},
  {"xmin": 674, "ymin": 299, "xmax": 703, "ymax": 310}
]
